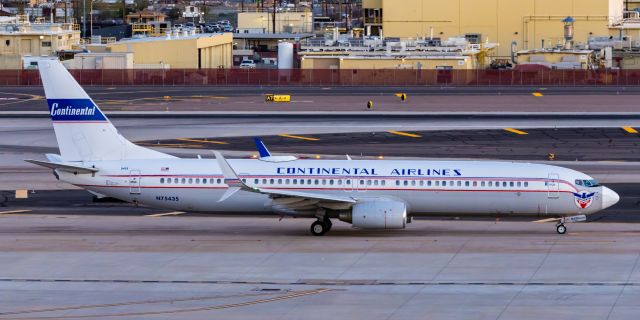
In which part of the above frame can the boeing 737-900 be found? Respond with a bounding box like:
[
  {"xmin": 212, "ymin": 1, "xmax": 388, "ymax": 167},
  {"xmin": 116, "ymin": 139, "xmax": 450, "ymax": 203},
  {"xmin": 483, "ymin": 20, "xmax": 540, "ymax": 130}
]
[{"xmin": 27, "ymin": 60, "xmax": 620, "ymax": 235}]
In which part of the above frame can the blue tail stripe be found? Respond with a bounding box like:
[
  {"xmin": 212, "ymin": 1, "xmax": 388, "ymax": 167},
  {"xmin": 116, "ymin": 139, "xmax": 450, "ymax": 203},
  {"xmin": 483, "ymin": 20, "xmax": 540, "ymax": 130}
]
[
  {"xmin": 254, "ymin": 137, "xmax": 271, "ymax": 158},
  {"xmin": 47, "ymin": 99, "xmax": 107, "ymax": 122}
]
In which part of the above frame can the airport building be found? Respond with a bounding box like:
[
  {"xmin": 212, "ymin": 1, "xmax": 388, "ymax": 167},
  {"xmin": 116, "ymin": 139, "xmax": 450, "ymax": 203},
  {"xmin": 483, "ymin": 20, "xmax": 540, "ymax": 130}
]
[
  {"xmin": 237, "ymin": 9, "xmax": 313, "ymax": 34},
  {"xmin": 363, "ymin": 0, "xmax": 630, "ymax": 57},
  {"xmin": 106, "ymin": 32, "xmax": 233, "ymax": 69},
  {"xmin": 0, "ymin": 17, "xmax": 81, "ymax": 69}
]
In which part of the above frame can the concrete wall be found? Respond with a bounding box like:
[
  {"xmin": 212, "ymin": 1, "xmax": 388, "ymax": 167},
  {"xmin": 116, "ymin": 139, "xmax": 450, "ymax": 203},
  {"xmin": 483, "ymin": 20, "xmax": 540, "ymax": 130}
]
[
  {"xmin": 379, "ymin": 0, "xmax": 623, "ymax": 56},
  {"xmin": 301, "ymin": 56, "xmax": 481, "ymax": 70},
  {"xmin": 107, "ymin": 33, "xmax": 232, "ymax": 69}
]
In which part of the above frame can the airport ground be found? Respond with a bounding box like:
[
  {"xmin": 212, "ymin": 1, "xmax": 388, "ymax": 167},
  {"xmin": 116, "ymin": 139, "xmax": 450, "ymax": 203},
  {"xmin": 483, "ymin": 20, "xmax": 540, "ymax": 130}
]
[{"xmin": 2, "ymin": 87, "xmax": 640, "ymax": 319}]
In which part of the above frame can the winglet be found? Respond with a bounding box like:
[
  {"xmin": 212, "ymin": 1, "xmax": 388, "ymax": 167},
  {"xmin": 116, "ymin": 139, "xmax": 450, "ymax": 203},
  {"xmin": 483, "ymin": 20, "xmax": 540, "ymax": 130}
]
[
  {"xmin": 254, "ymin": 137, "xmax": 271, "ymax": 158},
  {"xmin": 213, "ymin": 151, "xmax": 246, "ymax": 189}
]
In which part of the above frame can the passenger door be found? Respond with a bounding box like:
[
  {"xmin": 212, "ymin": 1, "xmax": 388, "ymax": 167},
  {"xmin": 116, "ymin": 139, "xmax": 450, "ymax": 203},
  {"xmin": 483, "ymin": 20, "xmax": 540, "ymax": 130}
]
[
  {"xmin": 129, "ymin": 170, "xmax": 141, "ymax": 195},
  {"xmin": 547, "ymin": 173, "xmax": 560, "ymax": 199}
]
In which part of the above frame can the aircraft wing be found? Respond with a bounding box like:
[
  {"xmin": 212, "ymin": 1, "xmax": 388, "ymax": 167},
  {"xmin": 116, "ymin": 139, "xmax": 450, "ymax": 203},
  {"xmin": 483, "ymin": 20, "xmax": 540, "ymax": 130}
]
[
  {"xmin": 213, "ymin": 151, "xmax": 355, "ymax": 204},
  {"xmin": 25, "ymin": 159, "xmax": 98, "ymax": 174}
]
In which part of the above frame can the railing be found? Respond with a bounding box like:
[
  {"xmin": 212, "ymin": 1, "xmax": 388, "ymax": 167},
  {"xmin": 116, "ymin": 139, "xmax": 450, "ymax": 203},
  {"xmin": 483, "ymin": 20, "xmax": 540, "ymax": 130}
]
[{"xmin": 2, "ymin": 69, "xmax": 640, "ymax": 86}]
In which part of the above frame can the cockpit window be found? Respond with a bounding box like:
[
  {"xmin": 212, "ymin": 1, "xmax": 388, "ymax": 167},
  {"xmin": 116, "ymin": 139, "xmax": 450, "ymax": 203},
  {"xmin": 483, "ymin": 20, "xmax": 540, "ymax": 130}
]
[{"xmin": 576, "ymin": 179, "xmax": 599, "ymax": 187}]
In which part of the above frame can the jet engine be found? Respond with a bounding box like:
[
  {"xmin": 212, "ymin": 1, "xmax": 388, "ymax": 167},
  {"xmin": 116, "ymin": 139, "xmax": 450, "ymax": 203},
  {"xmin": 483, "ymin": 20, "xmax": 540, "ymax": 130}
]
[{"xmin": 339, "ymin": 200, "xmax": 407, "ymax": 229}]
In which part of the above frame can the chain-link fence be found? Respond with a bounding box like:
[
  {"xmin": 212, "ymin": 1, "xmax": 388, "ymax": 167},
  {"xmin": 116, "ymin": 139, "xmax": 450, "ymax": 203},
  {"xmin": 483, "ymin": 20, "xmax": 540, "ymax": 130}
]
[{"xmin": 3, "ymin": 68, "xmax": 640, "ymax": 86}]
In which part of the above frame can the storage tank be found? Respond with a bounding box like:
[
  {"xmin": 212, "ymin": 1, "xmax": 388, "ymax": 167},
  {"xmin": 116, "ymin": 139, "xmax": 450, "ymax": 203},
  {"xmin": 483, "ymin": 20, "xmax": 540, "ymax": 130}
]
[{"xmin": 278, "ymin": 42, "xmax": 294, "ymax": 69}]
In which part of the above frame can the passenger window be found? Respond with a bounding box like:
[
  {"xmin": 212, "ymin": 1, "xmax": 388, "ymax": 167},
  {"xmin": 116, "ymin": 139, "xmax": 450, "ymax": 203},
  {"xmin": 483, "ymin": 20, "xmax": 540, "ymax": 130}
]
[
  {"xmin": 427, "ymin": 181, "xmax": 432, "ymax": 186},
  {"xmin": 374, "ymin": 180, "xmax": 379, "ymax": 186},
  {"xmin": 465, "ymin": 181, "xmax": 470, "ymax": 187},
  {"xmin": 457, "ymin": 181, "xmax": 462, "ymax": 187},
  {"xmin": 160, "ymin": 178, "xmax": 165, "ymax": 183},
  {"xmin": 480, "ymin": 181, "xmax": 485, "ymax": 187},
  {"xmin": 242, "ymin": 179, "xmax": 246, "ymax": 183},
  {"xmin": 300, "ymin": 179, "xmax": 305, "ymax": 185},
  {"xmin": 435, "ymin": 181, "xmax": 440, "ymax": 186},
  {"xmin": 203, "ymin": 179, "xmax": 207, "ymax": 184},
  {"xmin": 188, "ymin": 178, "xmax": 193, "ymax": 184},
  {"xmin": 292, "ymin": 179, "xmax": 297, "ymax": 185},
  {"xmin": 524, "ymin": 182, "xmax": 529, "ymax": 187},
  {"xmin": 338, "ymin": 180, "xmax": 342, "ymax": 185},
  {"xmin": 174, "ymin": 178, "xmax": 179, "ymax": 184},
  {"xmin": 278, "ymin": 179, "xmax": 282, "ymax": 184},
  {"xmin": 315, "ymin": 179, "xmax": 319, "ymax": 185},
  {"xmin": 403, "ymin": 181, "xmax": 408, "ymax": 186},
  {"xmin": 517, "ymin": 182, "xmax": 521, "ymax": 187},
  {"xmin": 285, "ymin": 179, "xmax": 290, "ymax": 184},
  {"xmin": 270, "ymin": 179, "xmax": 274, "ymax": 184},
  {"xmin": 346, "ymin": 180, "xmax": 351, "ymax": 185},
  {"xmin": 329, "ymin": 180, "xmax": 334, "ymax": 185},
  {"xmin": 396, "ymin": 180, "xmax": 400, "ymax": 186},
  {"xmin": 308, "ymin": 179, "xmax": 312, "ymax": 185},
  {"xmin": 419, "ymin": 181, "xmax": 423, "ymax": 186},
  {"xmin": 196, "ymin": 178, "xmax": 200, "ymax": 184},
  {"xmin": 472, "ymin": 181, "xmax": 477, "ymax": 187},
  {"xmin": 488, "ymin": 181, "xmax": 492, "ymax": 187},
  {"xmin": 366, "ymin": 180, "xmax": 371, "ymax": 186},
  {"xmin": 181, "ymin": 178, "xmax": 186, "ymax": 184},
  {"xmin": 167, "ymin": 178, "xmax": 171, "ymax": 184},
  {"xmin": 381, "ymin": 180, "xmax": 386, "ymax": 186},
  {"xmin": 409, "ymin": 180, "xmax": 414, "ymax": 186},
  {"xmin": 263, "ymin": 179, "xmax": 267, "ymax": 184},
  {"xmin": 322, "ymin": 180, "xmax": 327, "ymax": 185},
  {"xmin": 503, "ymin": 182, "xmax": 507, "ymax": 187},
  {"xmin": 217, "ymin": 179, "xmax": 221, "ymax": 184}
]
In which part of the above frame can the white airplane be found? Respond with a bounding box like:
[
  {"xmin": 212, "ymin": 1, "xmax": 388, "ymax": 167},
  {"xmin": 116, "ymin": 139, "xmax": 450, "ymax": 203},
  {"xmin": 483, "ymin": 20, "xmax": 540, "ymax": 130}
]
[{"xmin": 27, "ymin": 60, "xmax": 620, "ymax": 236}]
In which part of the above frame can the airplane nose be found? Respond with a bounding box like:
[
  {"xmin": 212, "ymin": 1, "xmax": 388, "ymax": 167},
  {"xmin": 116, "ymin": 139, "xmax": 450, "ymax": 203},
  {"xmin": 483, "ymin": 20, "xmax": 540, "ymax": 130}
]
[{"xmin": 602, "ymin": 187, "xmax": 620, "ymax": 209}]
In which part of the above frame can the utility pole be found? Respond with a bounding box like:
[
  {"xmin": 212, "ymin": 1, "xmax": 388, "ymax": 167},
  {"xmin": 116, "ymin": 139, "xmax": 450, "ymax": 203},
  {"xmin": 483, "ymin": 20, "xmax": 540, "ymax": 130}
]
[{"xmin": 272, "ymin": 0, "xmax": 276, "ymax": 34}]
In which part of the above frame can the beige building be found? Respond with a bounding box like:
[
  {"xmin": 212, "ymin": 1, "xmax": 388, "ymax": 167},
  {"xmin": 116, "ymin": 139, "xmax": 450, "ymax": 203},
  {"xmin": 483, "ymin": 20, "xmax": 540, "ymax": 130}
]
[
  {"xmin": 106, "ymin": 33, "xmax": 232, "ymax": 69},
  {"xmin": 364, "ymin": 0, "xmax": 628, "ymax": 57},
  {"xmin": 0, "ymin": 21, "xmax": 81, "ymax": 69},
  {"xmin": 237, "ymin": 10, "xmax": 313, "ymax": 34}
]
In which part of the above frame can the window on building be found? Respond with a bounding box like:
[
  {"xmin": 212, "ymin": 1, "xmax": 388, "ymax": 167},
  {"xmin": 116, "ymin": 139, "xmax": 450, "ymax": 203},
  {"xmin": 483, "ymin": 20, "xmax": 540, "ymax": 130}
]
[
  {"xmin": 41, "ymin": 41, "xmax": 51, "ymax": 47},
  {"xmin": 5, "ymin": 40, "xmax": 10, "ymax": 46}
]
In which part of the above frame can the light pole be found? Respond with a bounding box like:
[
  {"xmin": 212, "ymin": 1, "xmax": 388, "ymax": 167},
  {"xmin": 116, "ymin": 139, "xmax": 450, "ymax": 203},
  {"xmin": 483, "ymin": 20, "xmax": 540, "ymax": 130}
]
[
  {"xmin": 90, "ymin": 0, "xmax": 93, "ymax": 38},
  {"xmin": 82, "ymin": 0, "xmax": 86, "ymax": 38}
]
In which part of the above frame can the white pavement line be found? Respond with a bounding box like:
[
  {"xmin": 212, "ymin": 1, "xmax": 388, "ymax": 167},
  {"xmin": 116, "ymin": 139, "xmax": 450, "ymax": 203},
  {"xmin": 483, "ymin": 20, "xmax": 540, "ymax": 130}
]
[
  {"xmin": 145, "ymin": 211, "xmax": 186, "ymax": 217},
  {"xmin": 0, "ymin": 210, "xmax": 32, "ymax": 215}
]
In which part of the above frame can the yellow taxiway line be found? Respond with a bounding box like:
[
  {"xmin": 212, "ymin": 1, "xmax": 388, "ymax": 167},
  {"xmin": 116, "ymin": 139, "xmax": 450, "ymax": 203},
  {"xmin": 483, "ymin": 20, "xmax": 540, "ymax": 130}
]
[
  {"xmin": 176, "ymin": 138, "xmax": 229, "ymax": 145},
  {"xmin": 622, "ymin": 126, "xmax": 638, "ymax": 134},
  {"xmin": 145, "ymin": 211, "xmax": 186, "ymax": 217},
  {"xmin": 0, "ymin": 210, "xmax": 32, "ymax": 215},
  {"xmin": 278, "ymin": 134, "xmax": 320, "ymax": 141},
  {"xmin": 532, "ymin": 92, "xmax": 544, "ymax": 97},
  {"xmin": 504, "ymin": 128, "xmax": 529, "ymax": 135},
  {"xmin": 388, "ymin": 131, "xmax": 422, "ymax": 138}
]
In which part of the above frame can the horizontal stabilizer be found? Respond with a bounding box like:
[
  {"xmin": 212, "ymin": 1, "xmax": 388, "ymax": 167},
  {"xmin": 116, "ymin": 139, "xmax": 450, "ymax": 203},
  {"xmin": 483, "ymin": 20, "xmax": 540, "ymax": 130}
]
[{"xmin": 24, "ymin": 159, "xmax": 98, "ymax": 174}]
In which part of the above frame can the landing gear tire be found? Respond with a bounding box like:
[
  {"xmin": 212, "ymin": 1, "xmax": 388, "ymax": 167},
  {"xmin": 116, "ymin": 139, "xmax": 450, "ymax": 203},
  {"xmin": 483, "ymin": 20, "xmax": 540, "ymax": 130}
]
[
  {"xmin": 556, "ymin": 224, "xmax": 567, "ymax": 235},
  {"xmin": 311, "ymin": 221, "xmax": 328, "ymax": 236},
  {"xmin": 323, "ymin": 218, "xmax": 332, "ymax": 232}
]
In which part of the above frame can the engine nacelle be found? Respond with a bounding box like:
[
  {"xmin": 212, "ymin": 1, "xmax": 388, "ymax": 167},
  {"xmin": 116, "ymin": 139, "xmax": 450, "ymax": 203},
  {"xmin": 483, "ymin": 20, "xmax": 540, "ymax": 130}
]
[{"xmin": 340, "ymin": 200, "xmax": 407, "ymax": 229}]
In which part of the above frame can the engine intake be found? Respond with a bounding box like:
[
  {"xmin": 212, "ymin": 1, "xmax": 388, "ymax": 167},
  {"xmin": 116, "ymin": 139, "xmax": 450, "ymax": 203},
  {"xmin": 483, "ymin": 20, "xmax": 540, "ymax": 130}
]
[{"xmin": 340, "ymin": 200, "xmax": 407, "ymax": 229}]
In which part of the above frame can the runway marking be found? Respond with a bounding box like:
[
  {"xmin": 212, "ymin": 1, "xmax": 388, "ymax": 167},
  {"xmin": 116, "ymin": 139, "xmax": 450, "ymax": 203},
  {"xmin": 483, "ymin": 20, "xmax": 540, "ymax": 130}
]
[
  {"xmin": 0, "ymin": 210, "xmax": 31, "ymax": 215},
  {"xmin": 532, "ymin": 92, "xmax": 544, "ymax": 97},
  {"xmin": 504, "ymin": 128, "xmax": 529, "ymax": 135},
  {"xmin": 145, "ymin": 211, "xmax": 185, "ymax": 217},
  {"xmin": 388, "ymin": 130, "xmax": 422, "ymax": 138},
  {"xmin": 0, "ymin": 289, "xmax": 331, "ymax": 319},
  {"xmin": 176, "ymin": 138, "xmax": 229, "ymax": 145},
  {"xmin": 622, "ymin": 126, "xmax": 638, "ymax": 134},
  {"xmin": 278, "ymin": 134, "xmax": 320, "ymax": 141}
]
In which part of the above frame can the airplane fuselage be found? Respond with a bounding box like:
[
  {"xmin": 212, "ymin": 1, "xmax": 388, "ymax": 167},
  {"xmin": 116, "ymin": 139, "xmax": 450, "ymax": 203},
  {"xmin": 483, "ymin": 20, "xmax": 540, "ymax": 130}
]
[{"xmin": 57, "ymin": 158, "xmax": 612, "ymax": 218}]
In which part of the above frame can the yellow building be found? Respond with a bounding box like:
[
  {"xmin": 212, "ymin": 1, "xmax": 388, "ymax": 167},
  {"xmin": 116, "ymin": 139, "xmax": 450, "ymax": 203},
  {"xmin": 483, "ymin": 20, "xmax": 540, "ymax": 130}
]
[
  {"xmin": 364, "ymin": 0, "xmax": 626, "ymax": 57},
  {"xmin": 237, "ymin": 10, "xmax": 313, "ymax": 34},
  {"xmin": 0, "ymin": 21, "xmax": 81, "ymax": 69},
  {"xmin": 106, "ymin": 33, "xmax": 233, "ymax": 69},
  {"xmin": 125, "ymin": 10, "xmax": 166, "ymax": 24}
]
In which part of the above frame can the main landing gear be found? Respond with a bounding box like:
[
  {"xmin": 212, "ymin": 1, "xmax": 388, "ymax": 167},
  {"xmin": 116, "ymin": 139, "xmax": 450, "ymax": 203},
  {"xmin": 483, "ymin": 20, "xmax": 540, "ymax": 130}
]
[{"xmin": 310, "ymin": 218, "xmax": 332, "ymax": 236}]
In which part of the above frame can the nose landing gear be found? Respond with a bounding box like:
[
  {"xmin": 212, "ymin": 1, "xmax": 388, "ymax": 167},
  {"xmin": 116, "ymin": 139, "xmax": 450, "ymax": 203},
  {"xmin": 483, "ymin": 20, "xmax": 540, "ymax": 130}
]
[{"xmin": 556, "ymin": 223, "xmax": 567, "ymax": 235}]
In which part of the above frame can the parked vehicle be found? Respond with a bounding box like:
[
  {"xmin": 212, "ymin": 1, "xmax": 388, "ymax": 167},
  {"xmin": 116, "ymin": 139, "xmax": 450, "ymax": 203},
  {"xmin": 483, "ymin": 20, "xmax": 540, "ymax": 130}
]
[{"xmin": 239, "ymin": 60, "xmax": 257, "ymax": 69}]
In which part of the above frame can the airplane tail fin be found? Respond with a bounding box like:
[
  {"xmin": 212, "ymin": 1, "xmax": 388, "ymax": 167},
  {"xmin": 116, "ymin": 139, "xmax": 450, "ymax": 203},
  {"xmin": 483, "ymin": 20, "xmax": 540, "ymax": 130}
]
[{"xmin": 38, "ymin": 60, "xmax": 174, "ymax": 162}]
